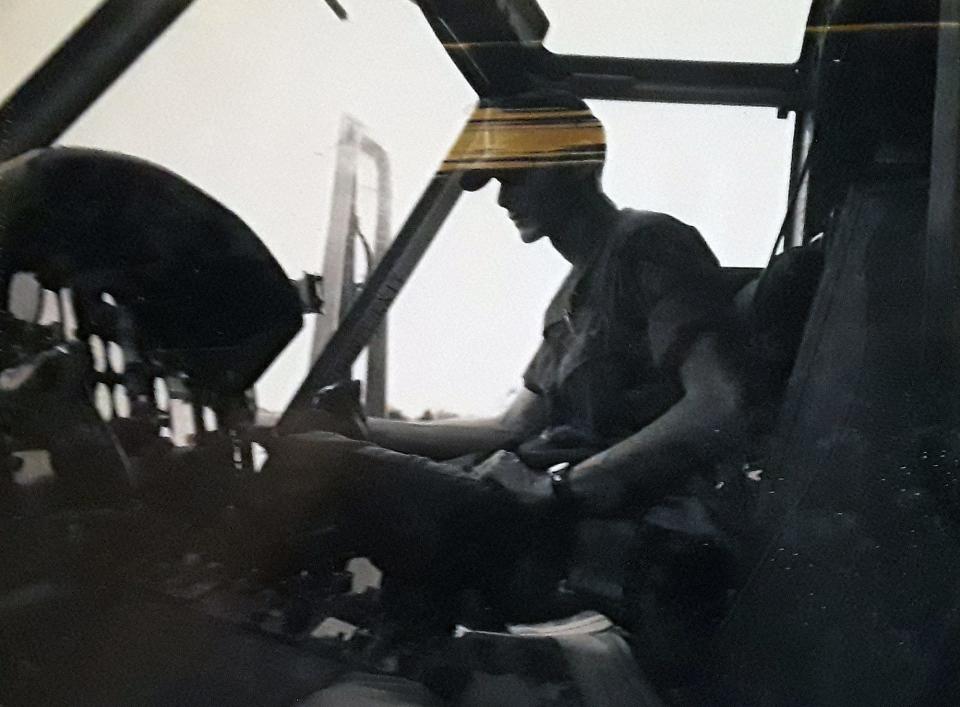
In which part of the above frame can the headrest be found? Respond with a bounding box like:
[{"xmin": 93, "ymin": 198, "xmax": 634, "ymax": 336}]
[{"xmin": 0, "ymin": 147, "xmax": 302, "ymax": 395}]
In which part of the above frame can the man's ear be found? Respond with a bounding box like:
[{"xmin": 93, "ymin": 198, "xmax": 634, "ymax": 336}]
[{"xmin": 561, "ymin": 165, "xmax": 602, "ymax": 192}]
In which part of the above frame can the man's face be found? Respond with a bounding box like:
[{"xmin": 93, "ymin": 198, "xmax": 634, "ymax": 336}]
[{"xmin": 496, "ymin": 168, "xmax": 570, "ymax": 244}]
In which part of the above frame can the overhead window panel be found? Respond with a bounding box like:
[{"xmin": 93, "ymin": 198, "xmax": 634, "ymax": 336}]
[{"xmin": 539, "ymin": 0, "xmax": 813, "ymax": 63}]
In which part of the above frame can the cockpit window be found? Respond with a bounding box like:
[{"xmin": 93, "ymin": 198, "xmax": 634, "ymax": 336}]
[
  {"xmin": 0, "ymin": 1, "xmax": 101, "ymax": 100},
  {"xmin": 8, "ymin": 1, "xmax": 475, "ymax": 412},
  {"xmin": 592, "ymin": 99, "xmax": 794, "ymax": 267},
  {"xmin": 540, "ymin": 0, "xmax": 814, "ymax": 63}
]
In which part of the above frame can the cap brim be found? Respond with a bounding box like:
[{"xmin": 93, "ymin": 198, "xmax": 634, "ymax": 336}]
[{"xmin": 459, "ymin": 171, "xmax": 494, "ymax": 192}]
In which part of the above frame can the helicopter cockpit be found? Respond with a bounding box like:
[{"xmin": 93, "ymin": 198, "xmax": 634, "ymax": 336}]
[{"xmin": 0, "ymin": 1, "xmax": 958, "ymax": 704}]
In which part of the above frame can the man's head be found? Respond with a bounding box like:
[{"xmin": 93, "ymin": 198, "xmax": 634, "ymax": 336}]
[{"xmin": 442, "ymin": 90, "xmax": 607, "ymax": 244}]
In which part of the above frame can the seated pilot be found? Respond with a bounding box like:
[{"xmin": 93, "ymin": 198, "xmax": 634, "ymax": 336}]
[{"xmin": 261, "ymin": 90, "xmax": 749, "ymax": 620}]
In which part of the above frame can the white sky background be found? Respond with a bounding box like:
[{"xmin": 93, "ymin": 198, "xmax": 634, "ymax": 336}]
[{"xmin": 0, "ymin": 0, "xmax": 810, "ymax": 418}]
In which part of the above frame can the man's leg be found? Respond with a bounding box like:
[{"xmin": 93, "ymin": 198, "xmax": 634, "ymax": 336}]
[{"xmin": 252, "ymin": 431, "xmax": 526, "ymax": 596}]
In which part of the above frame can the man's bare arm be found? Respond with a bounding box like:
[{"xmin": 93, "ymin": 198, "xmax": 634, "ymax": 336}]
[
  {"xmin": 568, "ymin": 334, "xmax": 745, "ymax": 514},
  {"xmin": 365, "ymin": 388, "xmax": 548, "ymax": 460}
]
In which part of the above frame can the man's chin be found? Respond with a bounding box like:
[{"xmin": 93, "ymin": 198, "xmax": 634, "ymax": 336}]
[{"xmin": 519, "ymin": 227, "xmax": 545, "ymax": 244}]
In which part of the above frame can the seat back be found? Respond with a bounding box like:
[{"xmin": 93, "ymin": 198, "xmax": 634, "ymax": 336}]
[{"xmin": 713, "ymin": 175, "xmax": 960, "ymax": 706}]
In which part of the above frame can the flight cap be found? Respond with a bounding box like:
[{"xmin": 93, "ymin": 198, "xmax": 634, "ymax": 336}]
[{"xmin": 440, "ymin": 89, "xmax": 606, "ymax": 191}]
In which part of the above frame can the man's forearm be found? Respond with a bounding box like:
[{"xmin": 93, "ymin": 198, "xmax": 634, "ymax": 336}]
[
  {"xmin": 367, "ymin": 389, "xmax": 547, "ymax": 460},
  {"xmin": 567, "ymin": 393, "xmax": 731, "ymax": 514},
  {"xmin": 366, "ymin": 416, "xmax": 521, "ymax": 460},
  {"xmin": 568, "ymin": 336, "xmax": 745, "ymax": 515}
]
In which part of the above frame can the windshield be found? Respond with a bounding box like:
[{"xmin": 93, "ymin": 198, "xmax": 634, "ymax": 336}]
[{"xmin": 2, "ymin": 1, "xmax": 798, "ymax": 418}]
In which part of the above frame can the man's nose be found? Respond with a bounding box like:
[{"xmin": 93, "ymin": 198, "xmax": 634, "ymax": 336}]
[{"xmin": 497, "ymin": 183, "xmax": 512, "ymax": 209}]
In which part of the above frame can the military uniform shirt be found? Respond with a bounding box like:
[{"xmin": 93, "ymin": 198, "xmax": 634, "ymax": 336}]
[{"xmin": 523, "ymin": 209, "xmax": 728, "ymax": 446}]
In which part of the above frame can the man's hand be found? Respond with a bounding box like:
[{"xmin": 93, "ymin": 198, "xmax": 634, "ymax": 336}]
[
  {"xmin": 515, "ymin": 424, "xmax": 601, "ymax": 469},
  {"xmin": 474, "ymin": 450, "xmax": 555, "ymax": 508},
  {"xmin": 283, "ymin": 380, "xmax": 369, "ymax": 438}
]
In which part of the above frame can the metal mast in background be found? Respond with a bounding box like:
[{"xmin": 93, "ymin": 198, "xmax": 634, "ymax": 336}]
[{"xmin": 310, "ymin": 116, "xmax": 392, "ymax": 417}]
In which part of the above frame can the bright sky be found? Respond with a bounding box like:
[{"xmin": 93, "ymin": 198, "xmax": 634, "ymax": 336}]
[{"xmin": 0, "ymin": 0, "xmax": 810, "ymax": 418}]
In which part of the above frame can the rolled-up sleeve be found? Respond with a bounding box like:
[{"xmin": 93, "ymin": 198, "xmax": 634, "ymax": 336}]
[{"xmin": 619, "ymin": 216, "xmax": 727, "ymax": 374}]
